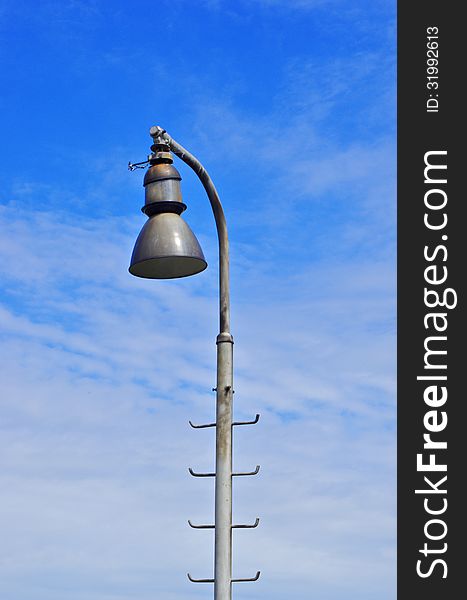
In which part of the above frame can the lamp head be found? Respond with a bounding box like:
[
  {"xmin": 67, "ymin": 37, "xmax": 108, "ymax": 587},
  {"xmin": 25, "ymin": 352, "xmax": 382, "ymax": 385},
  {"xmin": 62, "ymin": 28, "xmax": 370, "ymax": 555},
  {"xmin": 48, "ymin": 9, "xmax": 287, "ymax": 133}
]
[{"xmin": 129, "ymin": 139, "xmax": 207, "ymax": 279}]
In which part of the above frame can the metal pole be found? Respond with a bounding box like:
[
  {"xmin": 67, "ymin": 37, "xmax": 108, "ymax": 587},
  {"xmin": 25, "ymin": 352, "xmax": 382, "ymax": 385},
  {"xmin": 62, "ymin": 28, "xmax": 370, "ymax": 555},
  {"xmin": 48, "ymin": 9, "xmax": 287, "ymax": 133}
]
[
  {"xmin": 214, "ymin": 336, "xmax": 233, "ymax": 600},
  {"xmin": 151, "ymin": 127, "xmax": 233, "ymax": 600}
]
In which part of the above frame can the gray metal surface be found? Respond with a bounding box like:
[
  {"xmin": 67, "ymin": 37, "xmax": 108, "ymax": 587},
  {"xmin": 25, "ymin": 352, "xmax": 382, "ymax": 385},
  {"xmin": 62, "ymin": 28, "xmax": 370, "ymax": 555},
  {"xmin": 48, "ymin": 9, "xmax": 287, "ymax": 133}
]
[
  {"xmin": 143, "ymin": 161, "xmax": 183, "ymax": 207},
  {"xmin": 214, "ymin": 336, "xmax": 234, "ymax": 600},
  {"xmin": 137, "ymin": 126, "xmax": 260, "ymax": 599},
  {"xmin": 129, "ymin": 212, "xmax": 207, "ymax": 279},
  {"xmin": 149, "ymin": 127, "xmax": 236, "ymax": 599}
]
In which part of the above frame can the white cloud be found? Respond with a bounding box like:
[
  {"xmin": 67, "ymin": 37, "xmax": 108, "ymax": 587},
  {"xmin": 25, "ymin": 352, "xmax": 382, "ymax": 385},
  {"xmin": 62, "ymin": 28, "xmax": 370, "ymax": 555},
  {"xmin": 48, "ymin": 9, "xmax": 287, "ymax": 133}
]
[
  {"xmin": 0, "ymin": 199, "xmax": 394, "ymax": 598},
  {"xmin": 0, "ymin": 9, "xmax": 395, "ymax": 596}
]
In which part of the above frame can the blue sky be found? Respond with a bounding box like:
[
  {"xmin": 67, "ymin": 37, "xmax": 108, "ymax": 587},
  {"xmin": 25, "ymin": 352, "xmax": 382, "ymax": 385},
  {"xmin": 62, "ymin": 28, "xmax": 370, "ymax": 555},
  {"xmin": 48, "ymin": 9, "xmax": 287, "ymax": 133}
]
[{"xmin": 0, "ymin": 1, "xmax": 395, "ymax": 599}]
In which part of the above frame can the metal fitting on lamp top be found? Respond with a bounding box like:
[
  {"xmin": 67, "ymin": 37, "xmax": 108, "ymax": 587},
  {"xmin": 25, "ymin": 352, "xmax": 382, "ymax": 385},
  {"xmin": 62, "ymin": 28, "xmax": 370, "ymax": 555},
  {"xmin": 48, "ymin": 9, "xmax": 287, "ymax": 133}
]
[
  {"xmin": 129, "ymin": 142, "xmax": 207, "ymax": 280},
  {"xmin": 142, "ymin": 152, "xmax": 186, "ymax": 216}
]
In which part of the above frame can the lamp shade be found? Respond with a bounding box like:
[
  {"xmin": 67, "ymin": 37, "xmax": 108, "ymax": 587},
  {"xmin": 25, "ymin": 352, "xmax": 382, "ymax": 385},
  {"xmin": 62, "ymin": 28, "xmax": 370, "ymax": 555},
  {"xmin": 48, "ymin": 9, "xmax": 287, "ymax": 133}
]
[{"xmin": 129, "ymin": 212, "xmax": 207, "ymax": 279}]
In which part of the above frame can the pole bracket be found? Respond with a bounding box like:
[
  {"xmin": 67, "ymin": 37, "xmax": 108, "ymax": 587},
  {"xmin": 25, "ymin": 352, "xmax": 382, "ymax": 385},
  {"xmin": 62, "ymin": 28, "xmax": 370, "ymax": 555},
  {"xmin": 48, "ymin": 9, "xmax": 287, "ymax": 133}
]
[
  {"xmin": 232, "ymin": 413, "xmax": 260, "ymax": 427},
  {"xmin": 188, "ymin": 520, "xmax": 215, "ymax": 529},
  {"xmin": 232, "ymin": 571, "xmax": 261, "ymax": 582},
  {"xmin": 232, "ymin": 465, "xmax": 260, "ymax": 477},
  {"xmin": 232, "ymin": 517, "xmax": 260, "ymax": 529},
  {"xmin": 188, "ymin": 467, "xmax": 215, "ymax": 477},
  {"xmin": 187, "ymin": 573, "xmax": 214, "ymax": 583},
  {"xmin": 189, "ymin": 420, "xmax": 216, "ymax": 429}
]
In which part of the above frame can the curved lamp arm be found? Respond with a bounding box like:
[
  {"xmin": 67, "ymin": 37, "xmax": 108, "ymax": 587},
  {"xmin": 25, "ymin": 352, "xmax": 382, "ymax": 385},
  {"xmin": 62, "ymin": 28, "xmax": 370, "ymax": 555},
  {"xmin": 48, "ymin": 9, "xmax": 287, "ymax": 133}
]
[{"xmin": 151, "ymin": 126, "xmax": 231, "ymax": 337}]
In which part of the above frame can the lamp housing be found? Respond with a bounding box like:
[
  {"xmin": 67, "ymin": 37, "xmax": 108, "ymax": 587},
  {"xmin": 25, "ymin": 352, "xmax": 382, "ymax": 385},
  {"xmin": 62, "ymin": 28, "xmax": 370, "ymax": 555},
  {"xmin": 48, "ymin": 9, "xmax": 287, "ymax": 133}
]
[{"xmin": 129, "ymin": 148, "xmax": 207, "ymax": 279}]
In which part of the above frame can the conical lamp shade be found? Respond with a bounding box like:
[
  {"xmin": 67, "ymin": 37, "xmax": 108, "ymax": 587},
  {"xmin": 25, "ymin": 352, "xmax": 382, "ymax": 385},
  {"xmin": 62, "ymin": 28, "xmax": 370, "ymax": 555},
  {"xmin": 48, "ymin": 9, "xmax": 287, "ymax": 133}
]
[{"xmin": 129, "ymin": 212, "xmax": 207, "ymax": 279}]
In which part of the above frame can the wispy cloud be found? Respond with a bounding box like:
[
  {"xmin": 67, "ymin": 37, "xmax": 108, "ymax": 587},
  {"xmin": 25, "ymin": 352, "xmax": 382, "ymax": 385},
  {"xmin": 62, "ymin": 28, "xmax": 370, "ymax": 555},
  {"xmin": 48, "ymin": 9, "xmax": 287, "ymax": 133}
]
[
  {"xmin": 0, "ymin": 194, "xmax": 394, "ymax": 598},
  {"xmin": 0, "ymin": 2, "xmax": 395, "ymax": 598}
]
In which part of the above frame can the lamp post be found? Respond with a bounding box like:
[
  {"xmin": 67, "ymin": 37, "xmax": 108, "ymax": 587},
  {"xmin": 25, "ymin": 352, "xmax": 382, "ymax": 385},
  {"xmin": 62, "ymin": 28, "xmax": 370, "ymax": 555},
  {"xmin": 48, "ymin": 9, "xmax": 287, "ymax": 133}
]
[{"xmin": 128, "ymin": 126, "xmax": 260, "ymax": 600}]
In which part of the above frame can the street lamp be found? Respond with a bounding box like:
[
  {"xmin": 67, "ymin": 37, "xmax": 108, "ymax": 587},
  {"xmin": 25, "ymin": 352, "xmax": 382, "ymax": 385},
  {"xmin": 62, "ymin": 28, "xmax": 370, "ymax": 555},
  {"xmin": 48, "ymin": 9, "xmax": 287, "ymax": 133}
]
[{"xmin": 129, "ymin": 126, "xmax": 260, "ymax": 600}]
